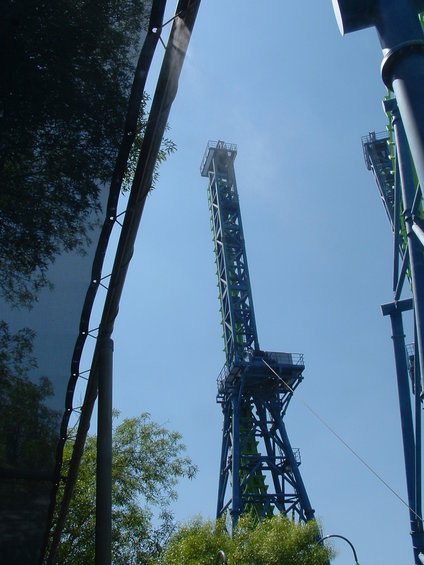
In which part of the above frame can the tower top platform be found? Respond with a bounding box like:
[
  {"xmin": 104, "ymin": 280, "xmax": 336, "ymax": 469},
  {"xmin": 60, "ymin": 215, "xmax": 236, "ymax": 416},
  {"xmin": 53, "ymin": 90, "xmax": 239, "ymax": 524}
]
[{"xmin": 200, "ymin": 140, "xmax": 237, "ymax": 177}]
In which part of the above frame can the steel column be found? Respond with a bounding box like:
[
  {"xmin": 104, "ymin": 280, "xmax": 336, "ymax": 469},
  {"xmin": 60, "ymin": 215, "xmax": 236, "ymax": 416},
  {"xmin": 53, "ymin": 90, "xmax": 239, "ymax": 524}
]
[
  {"xmin": 386, "ymin": 98, "xmax": 424, "ymax": 395},
  {"xmin": 231, "ymin": 385, "xmax": 242, "ymax": 528},
  {"xmin": 217, "ymin": 399, "xmax": 231, "ymax": 518},
  {"xmin": 253, "ymin": 401, "xmax": 284, "ymax": 504},
  {"xmin": 335, "ymin": 3, "xmax": 424, "ymax": 560},
  {"xmin": 270, "ymin": 405, "xmax": 315, "ymax": 522},
  {"xmin": 414, "ymin": 335, "xmax": 423, "ymax": 532},
  {"xmin": 333, "ymin": 0, "xmax": 424, "ymax": 211},
  {"xmin": 95, "ymin": 337, "xmax": 114, "ymax": 565},
  {"xmin": 382, "ymin": 301, "xmax": 424, "ymax": 563}
]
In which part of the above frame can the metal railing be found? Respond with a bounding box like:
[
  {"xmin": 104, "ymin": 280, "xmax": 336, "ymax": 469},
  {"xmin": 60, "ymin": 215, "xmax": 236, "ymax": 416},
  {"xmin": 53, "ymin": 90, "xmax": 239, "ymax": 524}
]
[{"xmin": 200, "ymin": 140, "xmax": 237, "ymax": 175}]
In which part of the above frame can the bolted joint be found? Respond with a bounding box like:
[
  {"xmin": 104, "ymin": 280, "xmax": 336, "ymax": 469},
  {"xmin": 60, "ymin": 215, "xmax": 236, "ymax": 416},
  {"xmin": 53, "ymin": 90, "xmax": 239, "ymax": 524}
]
[{"xmin": 381, "ymin": 40, "xmax": 424, "ymax": 90}]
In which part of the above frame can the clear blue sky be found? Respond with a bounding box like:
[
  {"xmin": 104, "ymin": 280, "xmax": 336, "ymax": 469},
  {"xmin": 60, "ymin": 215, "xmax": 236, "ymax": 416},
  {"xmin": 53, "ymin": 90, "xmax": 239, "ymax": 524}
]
[{"xmin": 101, "ymin": 2, "xmax": 414, "ymax": 563}]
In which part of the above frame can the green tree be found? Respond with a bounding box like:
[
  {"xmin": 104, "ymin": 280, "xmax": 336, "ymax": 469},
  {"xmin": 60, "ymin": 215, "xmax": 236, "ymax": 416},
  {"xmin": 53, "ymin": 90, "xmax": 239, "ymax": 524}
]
[
  {"xmin": 55, "ymin": 412, "xmax": 197, "ymax": 564},
  {"xmin": 0, "ymin": 321, "xmax": 61, "ymax": 562},
  {"xmin": 0, "ymin": 0, "xmax": 150, "ymax": 307},
  {"xmin": 0, "ymin": 321, "xmax": 60, "ymax": 472},
  {"xmin": 156, "ymin": 514, "xmax": 333, "ymax": 565},
  {"xmin": 122, "ymin": 95, "xmax": 177, "ymax": 193}
]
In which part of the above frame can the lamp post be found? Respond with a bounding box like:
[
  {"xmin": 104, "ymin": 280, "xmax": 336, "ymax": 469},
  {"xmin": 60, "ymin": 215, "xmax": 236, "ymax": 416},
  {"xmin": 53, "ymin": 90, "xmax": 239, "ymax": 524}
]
[
  {"xmin": 318, "ymin": 534, "xmax": 360, "ymax": 564},
  {"xmin": 216, "ymin": 550, "xmax": 228, "ymax": 564}
]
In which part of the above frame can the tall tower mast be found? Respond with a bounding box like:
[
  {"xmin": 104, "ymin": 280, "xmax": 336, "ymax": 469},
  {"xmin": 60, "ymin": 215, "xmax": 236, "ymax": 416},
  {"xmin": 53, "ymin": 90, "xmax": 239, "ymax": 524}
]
[{"xmin": 200, "ymin": 140, "xmax": 314, "ymax": 527}]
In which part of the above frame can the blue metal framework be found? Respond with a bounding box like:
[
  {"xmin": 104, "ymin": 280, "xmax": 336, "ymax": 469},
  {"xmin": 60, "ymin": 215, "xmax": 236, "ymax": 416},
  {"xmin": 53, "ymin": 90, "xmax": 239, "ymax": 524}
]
[
  {"xmin": 362, "ymin": 102, "xmax": 424, "ymax": 563},
  {"xmin": 201, "ymin": 141, "xmax": 314, "ymax": 528},
  {"xmin": 334, "ymin": 2, "xmax": 424, "ymax": 561}
]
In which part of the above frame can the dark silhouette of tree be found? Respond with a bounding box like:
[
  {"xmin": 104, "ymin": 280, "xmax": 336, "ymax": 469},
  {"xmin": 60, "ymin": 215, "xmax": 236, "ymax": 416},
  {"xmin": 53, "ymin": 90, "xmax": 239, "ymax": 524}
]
[
  {"xmin": 0, "ymin": 2, "xmax": 178, "ymax": 561},
  {"xmin": 0, "ymin": 321, "xmax": 60, "ymax": 473},
  {"xmin": 0, "ymin": 321, "xmax": 61, "ymax": 563},
  {"xmin": 0, "ymin": 0, "xmax": 150, "ymax": 307}
]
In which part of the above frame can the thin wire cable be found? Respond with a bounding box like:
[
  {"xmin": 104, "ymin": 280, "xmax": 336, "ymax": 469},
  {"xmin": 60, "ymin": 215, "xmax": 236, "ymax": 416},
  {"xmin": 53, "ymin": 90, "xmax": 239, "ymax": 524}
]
[{"xmin": 262, "ymin": 358, "xmax": 423, "ymax": 522}]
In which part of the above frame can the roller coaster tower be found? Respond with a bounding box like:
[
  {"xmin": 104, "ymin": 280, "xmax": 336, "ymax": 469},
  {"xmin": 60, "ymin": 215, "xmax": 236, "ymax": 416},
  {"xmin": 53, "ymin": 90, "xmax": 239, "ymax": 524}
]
[
  {"xmin": 200, "ymin": 141, "xmax": 314, "ymax": 529},
  {"xmin": 334, "ymin": 1, "xmax": 424, "ymax": 562}
]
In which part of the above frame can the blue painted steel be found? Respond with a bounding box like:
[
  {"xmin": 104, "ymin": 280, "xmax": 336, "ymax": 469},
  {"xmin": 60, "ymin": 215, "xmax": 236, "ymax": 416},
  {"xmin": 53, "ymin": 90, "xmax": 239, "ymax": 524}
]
[
  {"xmin": 334, "ymin": 0, "xmax": 424, "ymax": 235},
  {"xmin": 201, "ymin": 141, "xmax": 314, "ymax": 527},
  {"xmin": 364, "ymin": 120, "xmax": 424, "ymax": 561},
  {"xmin": 386, "ymin": 98, "xmax": 424, "ymax": 397},
  {"xmin": 201, "ymin": 141, "xmax": 259, "ymax": 369},
  {"xmin": 334, "ymin": 3, "xmax": 424, "ymax": 561},
  {"xmin": 362, "ymin": 102, "xmax": 424, "ymax": 565},
  {"xmin": 382, "ymin": 300, "xmax": 423, "ymax": 562}
]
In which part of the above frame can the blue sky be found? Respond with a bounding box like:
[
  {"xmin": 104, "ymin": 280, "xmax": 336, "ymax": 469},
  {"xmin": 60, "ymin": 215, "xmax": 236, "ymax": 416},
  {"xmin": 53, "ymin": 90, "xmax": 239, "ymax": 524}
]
[{"xmin": 96, "ymin": 2, "xmax": 415, "ymax": 563}]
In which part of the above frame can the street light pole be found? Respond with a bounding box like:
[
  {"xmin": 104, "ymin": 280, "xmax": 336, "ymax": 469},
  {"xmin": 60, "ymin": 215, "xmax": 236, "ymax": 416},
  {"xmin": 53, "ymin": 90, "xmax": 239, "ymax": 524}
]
[
  {"xmin": 216, "ymin": 549, "xmax": 228, "ymax": 564},
  {"xmin": 318, "ymin": 534, "xmax": 359, "ymax": 564}
]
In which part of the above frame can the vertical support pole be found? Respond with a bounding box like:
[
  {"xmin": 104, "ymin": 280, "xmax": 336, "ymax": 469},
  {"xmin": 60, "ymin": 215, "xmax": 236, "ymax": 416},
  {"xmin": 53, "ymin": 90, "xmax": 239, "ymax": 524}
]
[
  {"xmin": 231, "ymin": 385, "xmax": 242, "ymax": 529},
  {"xmin": 415, "ymin": 333, "xmax": 423, "ymax": 523},
  {"xmin": 331, "ymin": 3, "xmax": 424, "ymax": 560},
  {"xmin": 271, "ymin": 404, "xmax": 315, "ymax": 522},
  {"xmin": 378, "ymin": 0, "xmax": 424, "ymax": 197},
  {"xmin": 382, "ymin": 301, "xmax": 424, "ymax": 563},
  {"xmin": 333, "ymin": 0, "xmax": 424, "ymax": 190},
  {"xmin": 217, "ymin": 399, "xmax": 231, "ymax": 518},
  {"xmin": 392, "ymin": 157, "xmax": 402, "ymax": 292},
  {"xmin": 96, "ymin": 337, "xmax": 114, "ymax": 565},
  {"xmin": 254, "ymin": 400, "xmax": 283, "ymax": 503},
  {"xmin": 386, "ymin": 97, "xmax": 424, "ymax": 395}
]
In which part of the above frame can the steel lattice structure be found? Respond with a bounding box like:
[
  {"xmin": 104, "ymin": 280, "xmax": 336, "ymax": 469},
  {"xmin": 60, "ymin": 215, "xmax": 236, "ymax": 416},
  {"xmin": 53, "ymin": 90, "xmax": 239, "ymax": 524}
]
[
  {"xmin": 200, "ymin": 141, "xmax": 314, "ymax": 528},
  {"xmin": 334, "ymin": 2, "xmax": 424, "ymax": 561},
  {"xmin": 362, "ymin": 102, "xmax": 424, "ymax": 564}
]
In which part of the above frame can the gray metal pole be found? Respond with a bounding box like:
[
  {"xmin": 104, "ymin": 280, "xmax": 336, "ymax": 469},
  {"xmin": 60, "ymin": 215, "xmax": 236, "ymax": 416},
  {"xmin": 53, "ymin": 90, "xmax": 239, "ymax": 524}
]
[{"xmin": 95, "ymin": 337, "xmax": 114, "ymax": 565}]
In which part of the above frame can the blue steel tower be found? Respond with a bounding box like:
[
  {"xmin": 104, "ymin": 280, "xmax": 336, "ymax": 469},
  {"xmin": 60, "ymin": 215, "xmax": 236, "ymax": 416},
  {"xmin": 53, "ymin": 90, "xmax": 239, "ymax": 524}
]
[
  {"xmin": 200, "ymin": 141, "xmax": 314, "ymax": 528},
  {"xmin": 362, "ymin": 107, "xmax": 424, "ymax": 564},
  {"xmin": 333, "ymin": 2, "xmax": 424, "ymax": 561}
]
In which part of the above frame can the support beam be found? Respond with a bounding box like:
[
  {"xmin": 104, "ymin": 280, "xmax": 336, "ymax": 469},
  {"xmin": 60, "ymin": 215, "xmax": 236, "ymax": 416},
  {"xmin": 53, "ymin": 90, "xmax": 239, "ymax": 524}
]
[
  {"xmin": 95, "ymin": 337, "xmax": 114, "ymax": 565},
  {"xmin": 385, "ymin": 97, "xmax": 424, "ymax": 394},
  {"xmin": 382, "ymin": 302, "xmax": 424, "ymax": 563}
]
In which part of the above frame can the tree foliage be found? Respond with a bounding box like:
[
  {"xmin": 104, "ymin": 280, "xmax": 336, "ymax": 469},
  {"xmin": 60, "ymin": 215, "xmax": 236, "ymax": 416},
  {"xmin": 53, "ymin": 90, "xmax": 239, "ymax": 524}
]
[
  {"xmin": 55, "ymin": 412, "xmax": 197, "ymax": 564},
  {"xmin": 0, "ymin": 0, "xmax": 150, "ymax": 307},
  {"xmin": 156, "ymin": 514, "xmax": 333, "ymax": 565},
  {"xmin": 0, "ymin": 321, "xmax": 61, "ymax": 562},
  {"xmin": 122, "ymin": 94, "xmax": 177, "ymax": 193},
  {"xmin": 0, "ymin": 321, "xmax": 59, "ymax": 472}
]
